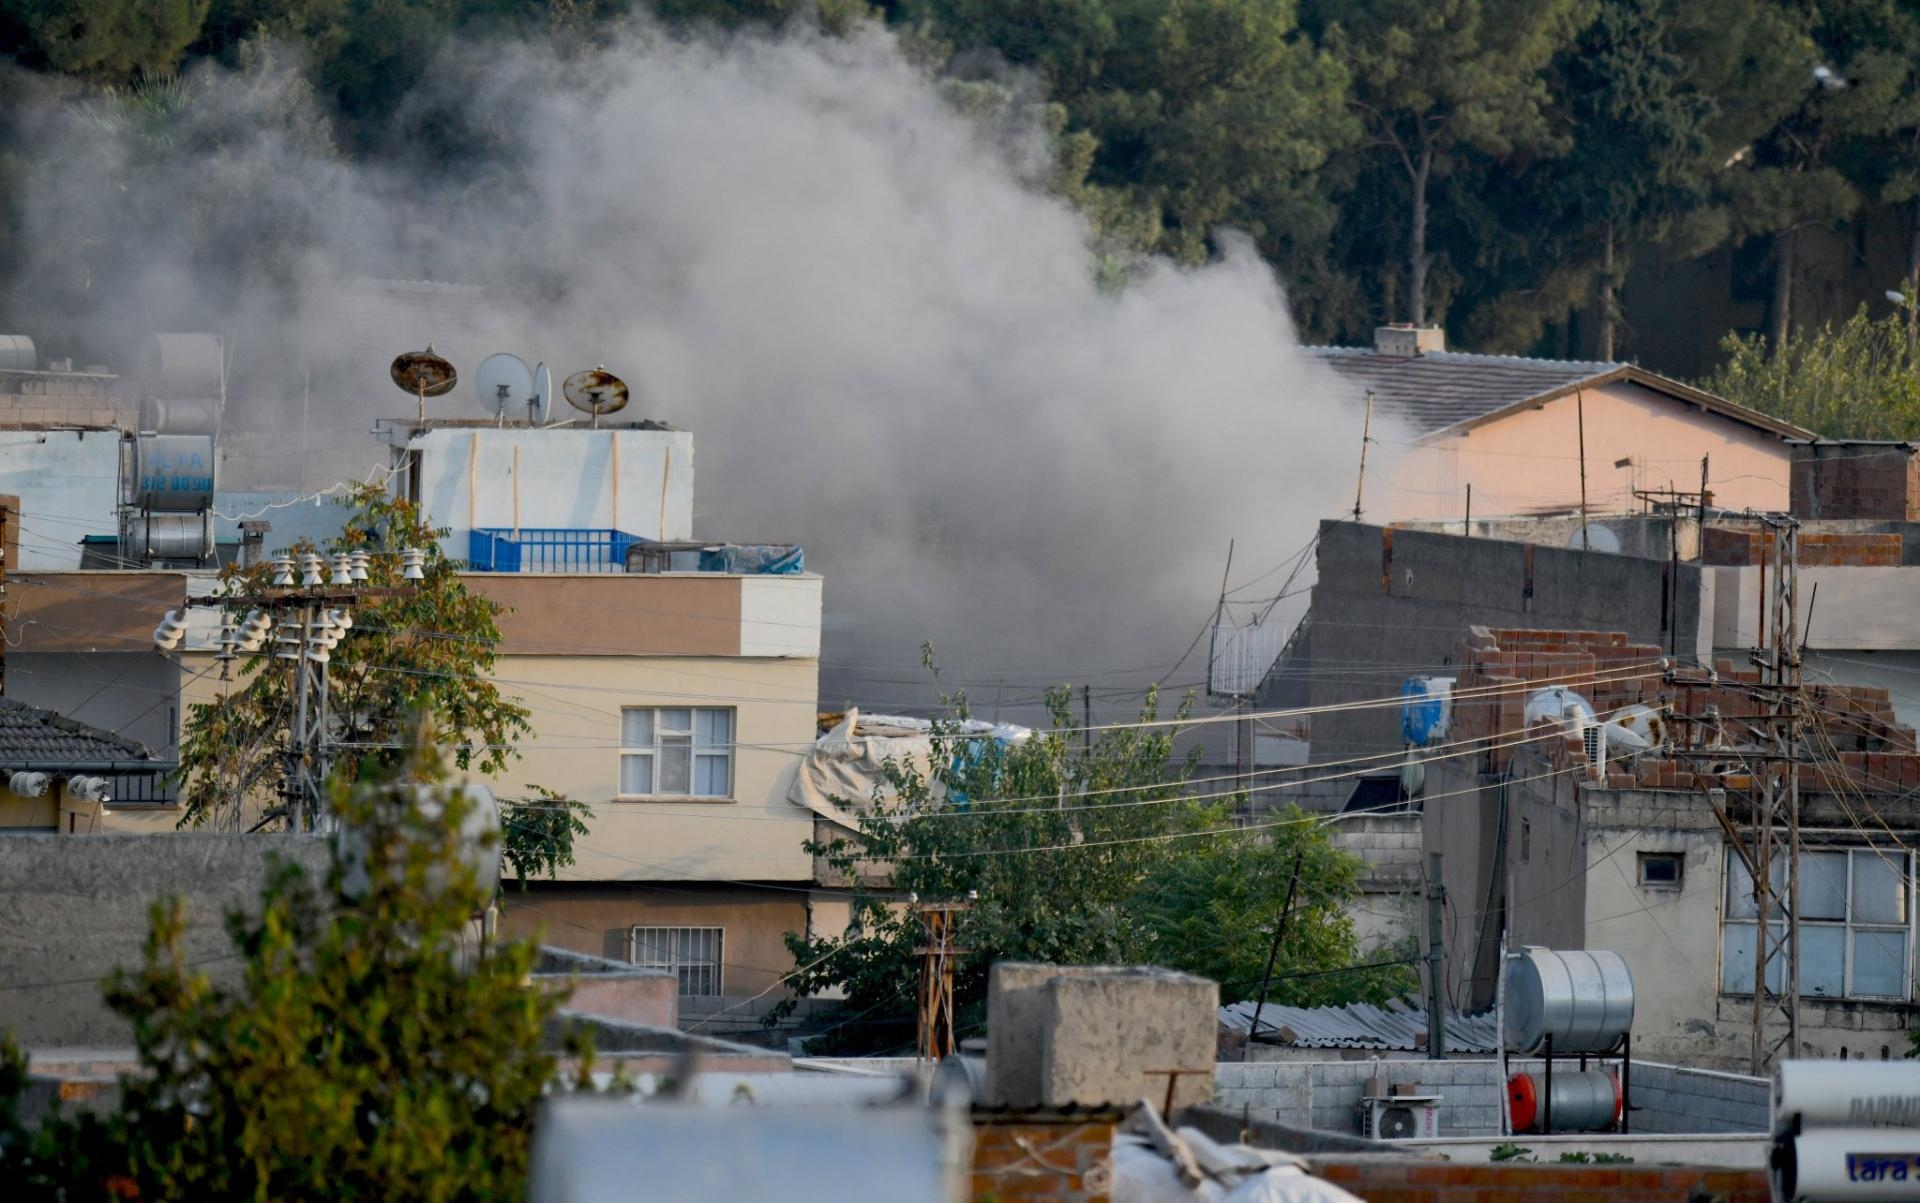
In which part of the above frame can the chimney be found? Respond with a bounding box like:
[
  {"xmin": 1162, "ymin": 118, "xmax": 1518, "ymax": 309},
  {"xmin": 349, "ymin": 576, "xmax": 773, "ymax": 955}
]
[
  {"xmin": 1375, "ymin": 324, "xmax": 1445, "ymax": 357},
  {"xmin": 239, "ymin": 520, "xmax": 271, "ymax": 567}
]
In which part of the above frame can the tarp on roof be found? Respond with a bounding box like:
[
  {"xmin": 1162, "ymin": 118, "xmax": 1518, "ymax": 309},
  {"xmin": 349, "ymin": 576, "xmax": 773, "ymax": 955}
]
[
  {"xmin": 786, "ymin": 707, "xmax": 1029, "ymax": 827},
  {"xmin": 1219, "ymin": 996, "xmax": 1500, "ymax": 1054}
]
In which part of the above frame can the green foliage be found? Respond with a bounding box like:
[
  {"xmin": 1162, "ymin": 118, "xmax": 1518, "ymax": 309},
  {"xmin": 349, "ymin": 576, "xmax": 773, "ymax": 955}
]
[
  {"xmin": 773, "ymin": 683, "xmax": 1389, "ymax": 1052},
  {"xmin": 176, "ymin": 486, "xmax": 533, "ymax": 829},
  {"xmin": 1701, "ymin": 302, "xmax": 1920, "ymax": 438},
  {"xmin": 0, "ymin": 746, "xmax": 568, "ymax": 1200},
  {"xmin": 0, "ymin": 0, "xmax": 209, "ymax": 81},
  {"xmin": 1489, "ymin": 1142, "xmax": 1534, "ymax": 1162},
  {"xmin": 503, "ymin": 787, "xmax": 594, "ymax": 888}
]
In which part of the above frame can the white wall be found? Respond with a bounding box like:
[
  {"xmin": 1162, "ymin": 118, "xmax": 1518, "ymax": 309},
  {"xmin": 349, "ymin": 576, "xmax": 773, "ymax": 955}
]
[
  {"xmin": 408, "ymin": 426, "xmax": 694, "ymax": 547},
  {"xmin": 0, "ymin": 431, "xmax": 122, "ymax": 567}
]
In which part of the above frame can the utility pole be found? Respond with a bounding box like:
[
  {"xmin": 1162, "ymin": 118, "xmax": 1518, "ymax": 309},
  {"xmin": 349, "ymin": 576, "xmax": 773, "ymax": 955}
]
[
  {"xmin": 1244, "ymin": 849, "xmax": 1305, "ymax": 1059},
  {"xmin": 1576, "ymin": 389, "xmax": 1590, "ymax": 549},
  {"xmin": 1426, "ymin": 851, "xmax": 1447, "ymax": 1059},
  {"xmin": 1352, "ymin": 391, "xmax": 1374, "ymax": 522},
  {"xmin": 914, "ymin": 894, "xmax": 972, "ymax": 1062},
  {"xmin": 1746, "ymin": 518, "xmax": 1802, "ymax": 1073}
]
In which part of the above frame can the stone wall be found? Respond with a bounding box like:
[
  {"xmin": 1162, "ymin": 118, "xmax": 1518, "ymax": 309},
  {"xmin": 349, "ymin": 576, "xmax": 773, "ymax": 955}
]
[{"xmin": 0, "ymin": 833, "xmax": 330, "ymax": 1047}]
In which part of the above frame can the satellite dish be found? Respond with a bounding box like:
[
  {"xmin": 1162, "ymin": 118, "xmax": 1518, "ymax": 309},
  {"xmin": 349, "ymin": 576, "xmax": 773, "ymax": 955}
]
[
  {"xmin": 1566, "ymin": 523, "xmax": 1622, "ymax": 554},
  {"xmin": 529, "ymin": 362, "xmax": 552, "ymax": 425},
  {"xmin": 390, "ymin": 347, "xmax": 457, "ymax": 422},
  {"xmin": 476, "ymin": 352, "xmax": 535, "ymax": 422},
  {"xmin": 563, "ymin": 366, "xmax": 630, "ymax": 429}
]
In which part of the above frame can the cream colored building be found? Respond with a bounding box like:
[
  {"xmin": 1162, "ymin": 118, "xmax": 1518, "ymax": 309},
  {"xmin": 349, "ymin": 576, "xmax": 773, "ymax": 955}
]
[{"xmin": 1313, "ymin": 328, "xmax": 1814, "ymax": 523}]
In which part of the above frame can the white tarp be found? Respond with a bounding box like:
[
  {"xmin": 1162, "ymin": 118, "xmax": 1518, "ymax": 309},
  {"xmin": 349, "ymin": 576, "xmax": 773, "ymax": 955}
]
[
  {"xmin": 1111, "ymin": 1107, "xmax": 1366, "ymax": 1203},
  {"xmin": 785, "ymin": 707, "xmax": 1030, "ymax": 828}
]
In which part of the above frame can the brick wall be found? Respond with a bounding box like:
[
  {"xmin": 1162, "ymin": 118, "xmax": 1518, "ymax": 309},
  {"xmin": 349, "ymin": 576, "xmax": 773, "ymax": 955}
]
[
  {"xmin": 1700, "ymin": 525, "xmax": 1901, "ymax": 566},
  {"xmin": 0, "ymin": 388, "xmax": 131, "ymax": 430},
  {"xmin": 1791, "ymin": 445, "xmax": 1920, "ymax": 521},
  {"xmin": 1308, "ymin": 1156, "xmax": 1769, "ymax": 1203},
  {"xmin": 971, "ymin": 1116, "xmax": 1115, "ymax": 1203}
]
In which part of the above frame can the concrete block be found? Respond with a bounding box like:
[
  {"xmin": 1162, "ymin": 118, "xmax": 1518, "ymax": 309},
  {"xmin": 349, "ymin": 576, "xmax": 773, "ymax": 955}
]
[{"xmin": 983, "ymin": 963, "xmax": 1217, "ymax": 1110}]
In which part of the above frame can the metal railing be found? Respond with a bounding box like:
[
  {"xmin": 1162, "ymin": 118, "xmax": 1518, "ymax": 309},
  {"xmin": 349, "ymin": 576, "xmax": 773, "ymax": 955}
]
[{"xmin": 467, "ymin": 528, "xmax": 643, "ymax": 573}]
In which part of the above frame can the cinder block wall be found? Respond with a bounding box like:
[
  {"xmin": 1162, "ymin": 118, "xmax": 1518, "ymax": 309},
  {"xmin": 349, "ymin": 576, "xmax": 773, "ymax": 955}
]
[
  {"xmin": 1215, "ymin": 1058, "xmax": 1768, "ymax": 1139},
  {"xmin": 0, "ymin": 834, "xmax": 330, "ymax": 1046}
]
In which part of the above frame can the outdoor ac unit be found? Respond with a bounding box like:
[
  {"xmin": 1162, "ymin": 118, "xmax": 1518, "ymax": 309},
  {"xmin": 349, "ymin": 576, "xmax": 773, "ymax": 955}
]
[{"xmin": 1359, "ymin": 1095, "xmax": 1443, "ymax": 1141}]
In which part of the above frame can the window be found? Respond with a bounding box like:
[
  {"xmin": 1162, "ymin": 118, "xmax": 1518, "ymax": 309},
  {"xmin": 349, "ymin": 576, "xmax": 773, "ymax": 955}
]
[
  {"xmin": 1638, "ymin": 852, "xmax": 1685, "ymax": 889},
  {"xmin": 1520, "ymin": 818, "xmax": 1531, "ymax": 864},
  {"xmin": 631, "ymin": 926, "xmax": 723, "ymax": 996},
  {"xmin": 1721, "ymin": 848, "xmax": 1912, "ymax": 1000},
  {"xmin": 620, "ymin": 707, "xmax": 733, "ymax": 797}
]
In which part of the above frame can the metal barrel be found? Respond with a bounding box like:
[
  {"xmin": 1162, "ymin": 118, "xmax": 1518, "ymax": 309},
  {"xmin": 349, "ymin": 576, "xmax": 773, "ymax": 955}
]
[{"xmin": 1503, "ymin": 948, "xmax": 1634, "ymax": 1054}]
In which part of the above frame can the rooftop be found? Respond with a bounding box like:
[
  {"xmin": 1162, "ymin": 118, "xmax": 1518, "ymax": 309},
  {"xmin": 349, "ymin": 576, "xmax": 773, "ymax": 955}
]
[
  {"xmin": 0, "ymin": 698, "xmax": 167, "ymax": 770},
  {"xmin": 1304, "ymin": 346, "xmax": 1812, "ymax": 441}
]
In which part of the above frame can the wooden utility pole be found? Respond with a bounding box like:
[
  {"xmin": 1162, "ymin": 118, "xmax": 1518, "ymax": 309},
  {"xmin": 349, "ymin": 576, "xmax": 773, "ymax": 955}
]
[
  {"xmin": 1576, "ymin": 389, "xmax": 1590, "ymax": 549},
  {"xmin": 1352, "ymin": 391, "xmax": 1375, "ymax": 522},
  {"xmin": 1244, "ymin": 849, "xmax": 1306, "ymax": 1058},
  {"xmin": 914, "ymin": 895, "xmax": 972, "ymax": 1062},
  {"xmin": 1426, "ymin": 852, "xmax": 1447, "ymax": 1059}
]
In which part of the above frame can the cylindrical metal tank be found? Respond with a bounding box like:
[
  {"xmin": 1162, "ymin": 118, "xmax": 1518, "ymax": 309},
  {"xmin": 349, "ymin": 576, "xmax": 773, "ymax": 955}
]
[
  {"xmin": 1774, "ymin": 1060, "xmax": 1920, "ymax": 1136},
  {"xmin": 131, "ymin": 434, "xmax": 216, "ymax": 511},
  {"xmin": 139, "ymin": 396, "xmax": 221, "ymax": 435},
  {"xmin": 125, "ymin": 513, "xmax": 213, "ymax": 561},
  {"xmin": 135, "ymin": 333, "xmax": 223, "ymax": 397},
  {"xmin": 1504, "ymin": 948, "xmax": 1634, "ymax": 1054},
  {"xmin": 0, "ymin": 335, "xmax": 36, "ymax": 371},
  {"xmin": 1507, "ymin": 1069, "xmax": 1621, "ymax": 1133},
  {"xmin": 1774, "ymin": 1127, "xmax": 1920, "ymax": 1202}
]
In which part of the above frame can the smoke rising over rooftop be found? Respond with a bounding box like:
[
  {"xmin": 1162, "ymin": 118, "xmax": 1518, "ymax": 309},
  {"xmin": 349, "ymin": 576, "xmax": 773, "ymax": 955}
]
[{"xmin": 1, "ymin": 23, "xmax": 1383, "ymax": 713}]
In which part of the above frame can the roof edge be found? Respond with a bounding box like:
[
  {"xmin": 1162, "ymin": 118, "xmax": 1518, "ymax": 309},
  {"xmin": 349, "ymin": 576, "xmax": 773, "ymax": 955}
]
[{"xmin": 1417, "ymin": 364, "xmax": 1817, "ymax": 442}]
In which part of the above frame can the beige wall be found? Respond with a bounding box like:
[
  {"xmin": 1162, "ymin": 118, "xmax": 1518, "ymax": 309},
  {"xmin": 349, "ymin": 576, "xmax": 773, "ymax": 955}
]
[
  {"xmin": 497, "ymin": 654, "xmax": 818, "ymax": 883},
  {"xmin": 501, "ymin": 883, "xmax": 809, "ymax": 996},
  {"xmin": 1385, "ymin": 381, "xmax": 1791, "ymax": 522}
]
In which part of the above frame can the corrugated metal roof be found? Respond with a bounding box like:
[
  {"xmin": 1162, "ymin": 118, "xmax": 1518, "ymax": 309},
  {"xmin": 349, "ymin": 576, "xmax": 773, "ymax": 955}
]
[
  {"xmin": 1219, "ymin": 997, "xmax": 1501, "ymax": 1054},
  {"xmin": 1306, "ymin": 346, "xmax": 1616, "ymax": 436}
]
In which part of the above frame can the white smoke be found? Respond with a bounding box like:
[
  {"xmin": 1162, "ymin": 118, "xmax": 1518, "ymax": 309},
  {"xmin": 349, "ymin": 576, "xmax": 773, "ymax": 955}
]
[{"xmin": 1, "ymin": 23, "xmax": 1386, "ymax": 718}]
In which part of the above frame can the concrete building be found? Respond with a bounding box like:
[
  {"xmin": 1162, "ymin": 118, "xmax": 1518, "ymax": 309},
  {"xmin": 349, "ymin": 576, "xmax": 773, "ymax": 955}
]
[
  {"xmin": 1427, "ymin": 624, "xmax": 1920, "ymax": 1069},
  {"xmin": 1309, "ymin": 327, "xmax": 1812, "ymax": 524}
]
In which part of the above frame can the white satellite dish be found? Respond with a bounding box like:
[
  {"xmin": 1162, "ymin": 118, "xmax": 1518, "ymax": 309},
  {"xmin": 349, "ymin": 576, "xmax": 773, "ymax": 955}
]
[
  {"xmin": 475, "ymin": 353, "xmax": 534, "ymax": 422},
  {"xmin": 1566, "ymin": 523, "xmax": 1621, "ymax": 554},
  {"xmin": 529, "ymin": 362, "xmax": 552, "ymax": 425}
]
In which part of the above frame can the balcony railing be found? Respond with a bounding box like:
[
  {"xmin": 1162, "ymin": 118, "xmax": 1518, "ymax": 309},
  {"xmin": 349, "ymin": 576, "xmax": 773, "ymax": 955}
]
[{"xmin": 467, "ymin": 528, "xmax": 805, "ymax": 575}]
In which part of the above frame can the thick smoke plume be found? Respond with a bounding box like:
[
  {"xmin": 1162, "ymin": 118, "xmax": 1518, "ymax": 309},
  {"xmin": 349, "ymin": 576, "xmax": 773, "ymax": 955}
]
[{"xmin": 1, "ymin": 24, "xmax": 1385, "ymax": 717}]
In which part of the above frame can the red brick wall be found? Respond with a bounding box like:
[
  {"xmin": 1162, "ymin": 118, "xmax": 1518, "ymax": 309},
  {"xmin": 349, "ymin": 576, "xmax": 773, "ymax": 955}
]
[
  {"xmin": 972, "ymin": 1118, "xmax": 1114, "ymax": 1203},
  {"xmin": 1791, "ymin": 446, "xmax": 1920, "ymax": 521},
  {"xmin": 1701, "ymin": 525, "xmax": 1901, "ymax": 566},
  {"xmin": 1309, "ymin": 1156, "xmax": 1769, "ymax": 1203}
]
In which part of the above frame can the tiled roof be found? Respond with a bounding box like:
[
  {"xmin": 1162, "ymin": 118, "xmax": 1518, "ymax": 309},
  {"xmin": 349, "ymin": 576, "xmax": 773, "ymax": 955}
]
[
  {"xmin": 1220, "ymin": 997, "xmax": 1501, "ymax": 1054},
  {"xmin": 0, "ymin": 698, "xmax": 163, "ymax": 768},
  {"xmin": 1307, "ymin": 347, "xmax": 1616, "ymax": 436}
]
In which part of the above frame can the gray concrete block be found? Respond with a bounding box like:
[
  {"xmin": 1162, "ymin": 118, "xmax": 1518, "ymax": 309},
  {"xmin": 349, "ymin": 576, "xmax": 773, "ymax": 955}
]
[{"xmin": 984, "ymin": 963, "xmax": 1217, "ymax": 1110}]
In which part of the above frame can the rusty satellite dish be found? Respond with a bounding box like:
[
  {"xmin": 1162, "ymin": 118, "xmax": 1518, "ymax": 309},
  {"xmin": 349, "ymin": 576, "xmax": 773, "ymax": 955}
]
[
  {"xmin": 563, "ymin": 366, "xmax": 629, "ymax": 429},
  {"xmin": 391, "ymin": 347, "xmax": 457, "ymax": 423}
]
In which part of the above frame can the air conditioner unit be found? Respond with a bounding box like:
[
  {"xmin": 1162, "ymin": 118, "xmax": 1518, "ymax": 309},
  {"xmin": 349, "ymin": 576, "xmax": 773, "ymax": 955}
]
[{"xmin": 1359, "ymin": 1094, "xmax": 1443, "ymax": 1141}]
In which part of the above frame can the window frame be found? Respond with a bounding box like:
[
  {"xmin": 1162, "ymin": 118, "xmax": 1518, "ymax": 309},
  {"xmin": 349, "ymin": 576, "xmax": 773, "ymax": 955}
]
[
  {"xmin": 618, "ymin": 706, "xmax": 735, "ymax": 800},
  {"xmin": 629, "ymin": 925, "xmax": 725, "ymax": 997},
  {"xmin": 1720, "ymin": 847, "xmax": 1913, "ymax": 1002},
  {"xmin": 1637, "ymin": 851, "xmax": 1685, "ymax": 890}
]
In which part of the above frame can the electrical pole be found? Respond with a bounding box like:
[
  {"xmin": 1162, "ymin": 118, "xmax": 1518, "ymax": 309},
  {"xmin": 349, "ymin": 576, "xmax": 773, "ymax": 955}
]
[
  {"xmin": 1244, "ymin": 849, "xmax": 1305, "ymax": 1059},
  {"xmin": 1747, "ymin": 518, "xmax": 1802, "ymax": 1073},
  {"xmin": 1426, "ymin": 851, "xmax": 1447, "ymax": 1059},
  {"xmin": 914, "ymin": 894, "xmax": 972, "ymax": 1062},
  {"xmin": 1352, "ymin": 391, "xmax": 1375, "ymax": 522}
]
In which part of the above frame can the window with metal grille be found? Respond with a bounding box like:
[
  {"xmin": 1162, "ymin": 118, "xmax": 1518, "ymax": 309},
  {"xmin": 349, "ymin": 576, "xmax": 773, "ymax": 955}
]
[
  {"xmin": 619, "ymin": 707, "xmax": 733, "ymax": 798},
  {"xmin": 1721, "ymin": 848, "xmax": 1912, "ymax": 1000},
  {"xmin": 630, "ymin": 926, "xmax": 724, "ymax": 996}
]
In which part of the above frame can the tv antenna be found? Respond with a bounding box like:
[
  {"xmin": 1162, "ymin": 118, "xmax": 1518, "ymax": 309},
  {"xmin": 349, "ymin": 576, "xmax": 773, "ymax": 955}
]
[
  {"xmin": 529, "ymin": 362, "xmax": 552, "ymax": 426},
  {"xmin": 475, "ymin": 352, "xmax": 534, "ymax": 428},
  {"xmin": 563, "ymin": 366, "xmax": 629, "ymax": 430},
  {"xmin": 390, "ymin": 346, "xmax": 457, "ymax": 425}
]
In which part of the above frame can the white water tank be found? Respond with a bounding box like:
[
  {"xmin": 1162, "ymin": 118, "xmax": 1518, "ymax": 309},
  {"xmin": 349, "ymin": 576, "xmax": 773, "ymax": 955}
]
[
  {"xmin": 0, "ymin": 335, "xmax": 35, "ymax": 371},
  {"xmin": 1504, "ymin": 948, "xmax": 1634, "ymax": 1054}
]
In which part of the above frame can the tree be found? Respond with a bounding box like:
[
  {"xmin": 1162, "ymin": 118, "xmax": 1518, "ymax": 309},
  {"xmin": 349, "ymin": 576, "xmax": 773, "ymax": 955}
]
[
  {"xmin": 0, "ymin": 746, "xmax": 571, "ymax": 1200},
  {"xmin": 917, "ymin": 0, "xmax": 1355, "ymax": 276},
  {"xmin": 177, "ymin": 485, "xmax": 530, "ymax": 830},
  {"xmin": 0, "ymin": 0, "xmax": 208, "ymax": 82},
  {"xmin": 1700, "ymin": 301, "xmax": 1920, "ymax": 439},
  {"xmin": 1306, "ymin": 0, "xmax": 1588, "ymax": 327},
  {"xmin": 774, "ymin": 685, "xmax": 1393, "ymax": 1052}
]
